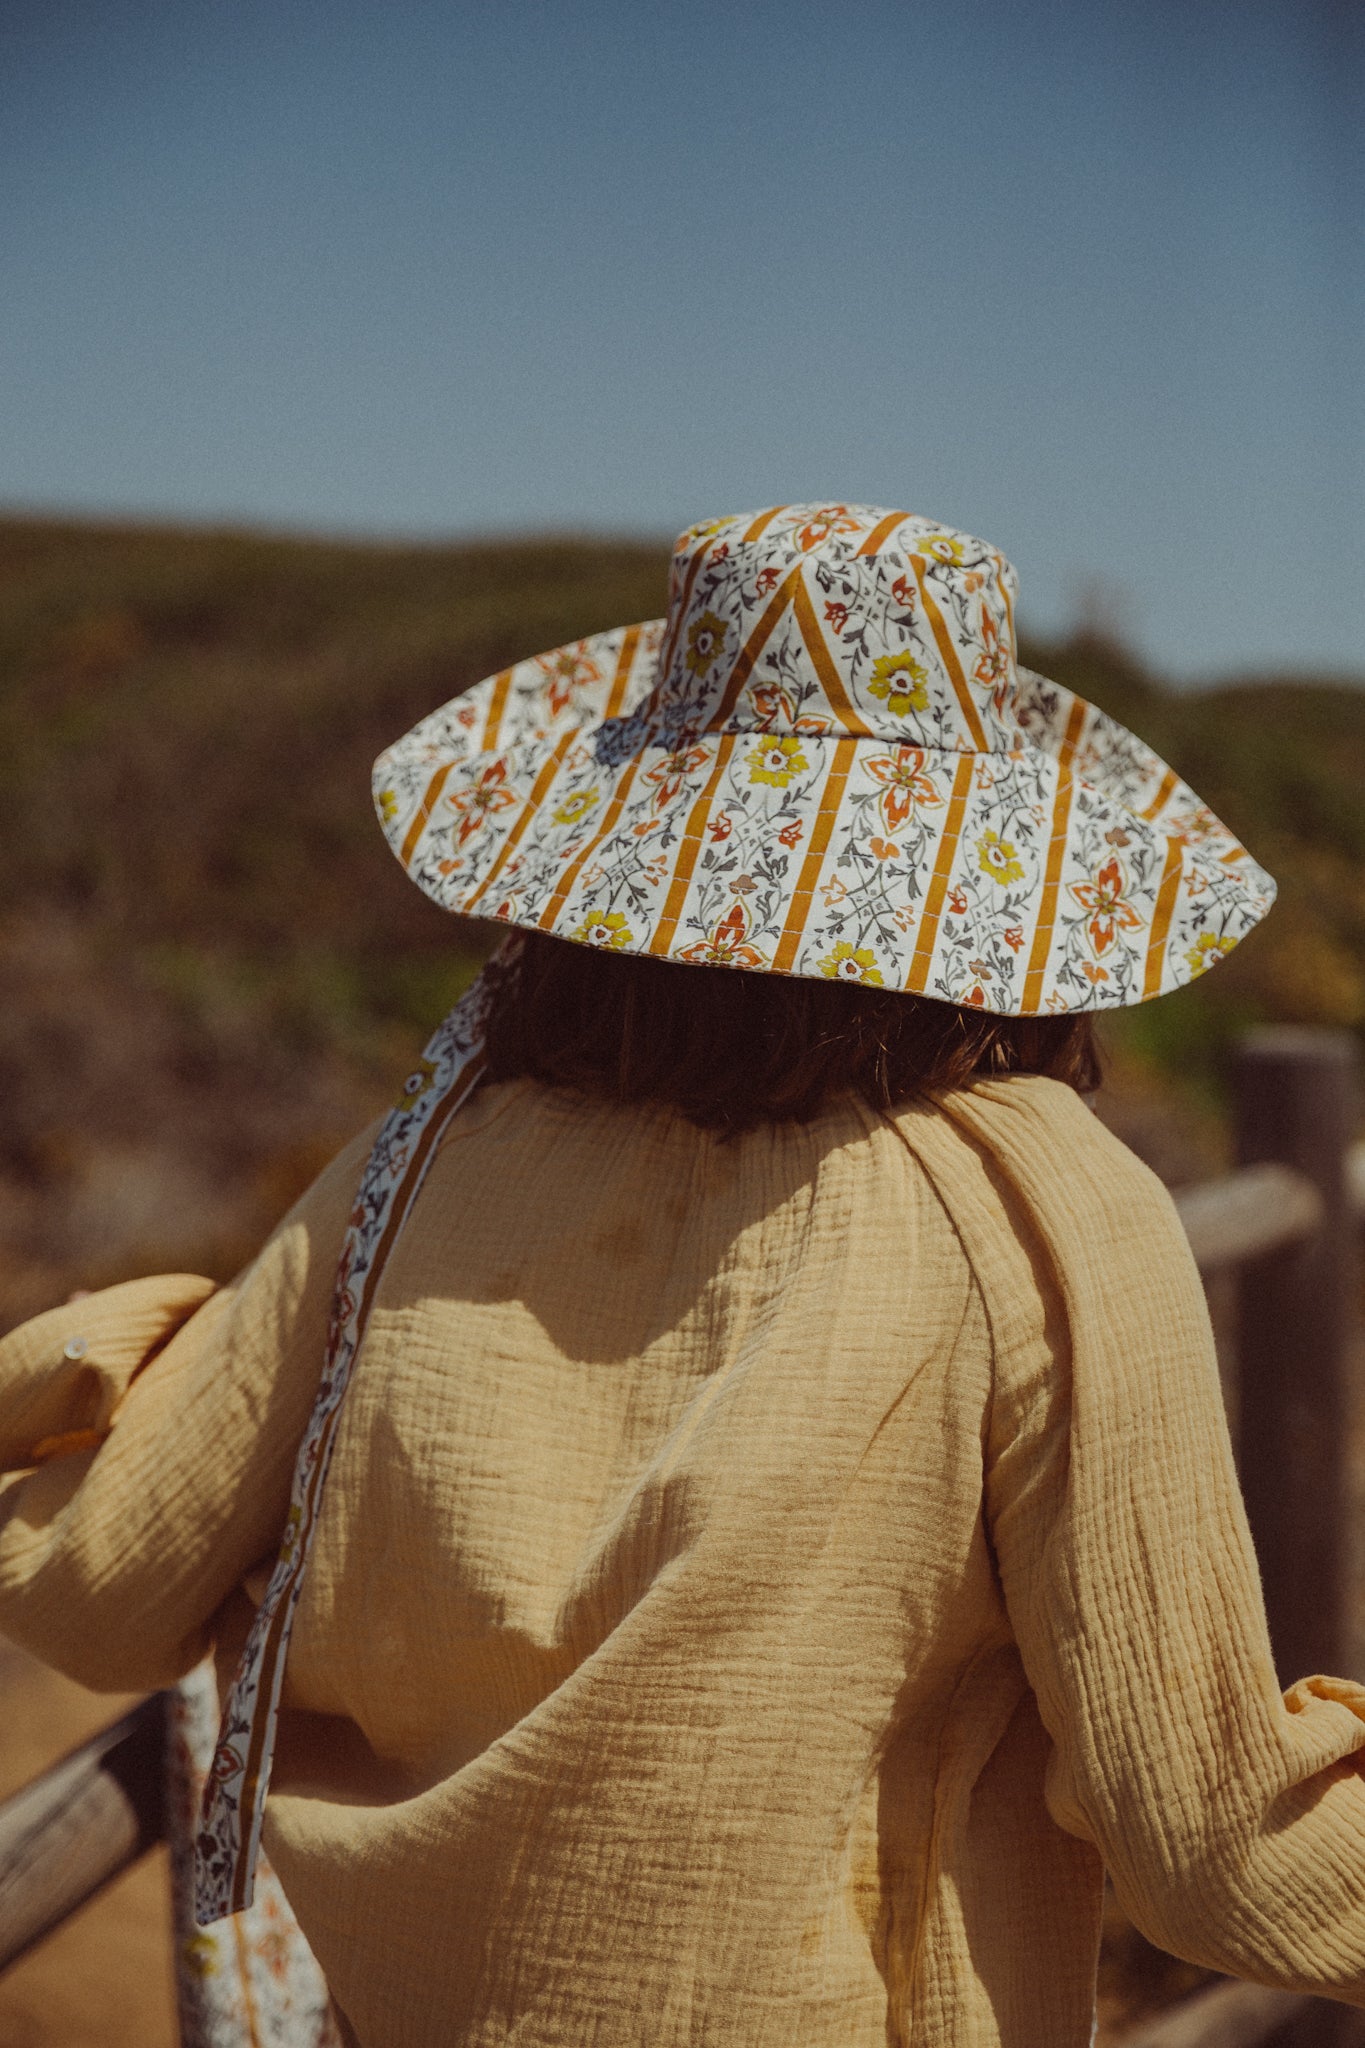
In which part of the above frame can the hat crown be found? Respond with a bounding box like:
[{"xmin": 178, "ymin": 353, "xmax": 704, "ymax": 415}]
[{"xmin": 647, "ymin": 504, "xmax": 1021, "ymax": 752}]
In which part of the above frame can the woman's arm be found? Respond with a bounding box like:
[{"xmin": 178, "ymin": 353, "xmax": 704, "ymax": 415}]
[
  {"xmin": 953, "ymin": 1078, "xmax": 1365, "ymax": 2002},
  {"xmin": 0, "ymin": 1122, "xmax": 376, "ymax": 1692}
]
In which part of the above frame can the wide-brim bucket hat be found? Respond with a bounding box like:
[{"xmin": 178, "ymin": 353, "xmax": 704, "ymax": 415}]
[{"xmin": 374, "ymin": 504, "xmax": 1275, "ymax": 1015}]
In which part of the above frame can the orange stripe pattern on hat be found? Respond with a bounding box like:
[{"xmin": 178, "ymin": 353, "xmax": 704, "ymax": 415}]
[
  {"xmin": 604, "ymin": 624, "xmax": 642, "ymax": 719},
  {"xmin": 855, "ymin": 510, "xmax": 906, "ymax": 557},
  {"xmin": 463, "ymin": 728, "xmax": 579, "ymax": 912},
  {"xmin": 1142, "ymin": 836, "xmax": 1186, "ymax": 998},
  {"xmin": 537, "ymin": 759, "xmax": 644, "ymax": 932},
  {"xmin": 905, "ymin": 754, "xmax": 975, "ymax": 992},
  {"xmin": 771, "ymin": 741, "xmax": 858, "ymax": 974},
  {"xmin": 909, "ymin": 555, "xmax": 990, "ymax": 753},
  {"xmin": 706, "ymin": 571, "xmax": 802, "ymax": 730},
  {"xmin": 649, "ymin": 735, "xmax": 739, "ymax": 956},
  {"xmin": 791, "ymin": 578, "xmax": 873, "ymax": 737},
  {"xmin": 480, "ymin": 668, "xmax": 515, "ymax": 753},
  {"xmin": 1021, "ymin": 697, "xmax": 1088, "ymax": 1012},
  {"xmin": 400, "ymin": 764, "xmax": 455, "ymax": 870}
]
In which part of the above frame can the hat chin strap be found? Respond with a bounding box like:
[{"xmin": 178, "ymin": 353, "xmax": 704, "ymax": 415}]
[{"xmin": 194, "ymin": 940, "xmax": 518, "ymax": 1925}]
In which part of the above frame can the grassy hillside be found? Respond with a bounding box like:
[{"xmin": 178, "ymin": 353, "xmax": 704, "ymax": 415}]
[{"xmin": 2, "ymin": 515, "xmax": 1362, "ymax": 1324}]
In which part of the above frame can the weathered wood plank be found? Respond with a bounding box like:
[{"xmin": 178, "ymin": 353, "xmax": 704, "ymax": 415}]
[
  {"xmin": 1174, "ymin": 1162, "xmax": 1323, "ymax": 1271},
  {"xmin": 1122, "ymin": 1979, "xmax": 1365, "ymax": 2047},
  {"xmin": 0, "ymin": 1691, "xmax": 166, "ymax": 1974},
  {"xmin": 1119, "ymin": 1979, "xmax": 1315, "ymax": 2046}
]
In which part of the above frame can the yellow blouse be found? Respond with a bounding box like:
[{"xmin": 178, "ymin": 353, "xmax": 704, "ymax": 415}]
[{"xmin": 2, "ymin": 1074, "xmax": 1364, "ymax": 2047}]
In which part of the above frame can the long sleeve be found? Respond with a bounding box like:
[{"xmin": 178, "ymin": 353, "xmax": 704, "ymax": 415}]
[
  {"xmin": 0, "ymin": 1122, "xmax": 375, "ymax": 1692},
  {"xmin": 938, "ymin": 1077, "xmax": 1365, "ymax": 2002}
]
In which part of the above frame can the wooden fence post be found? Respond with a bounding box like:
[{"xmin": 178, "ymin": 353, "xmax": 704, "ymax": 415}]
[{"xmin": 1233, "ymin": 1026, "xmax": 1359, "ymax": 1686}]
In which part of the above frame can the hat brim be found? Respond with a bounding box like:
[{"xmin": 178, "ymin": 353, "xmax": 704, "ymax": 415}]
[{"xmin": 374, "ymin": 622, "xmax": 1275, "ymax": 1015}]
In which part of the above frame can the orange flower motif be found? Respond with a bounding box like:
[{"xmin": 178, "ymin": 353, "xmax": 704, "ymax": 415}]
[
  {"xmin": 890, "ymin": 574, "xmax": 916, "ymax": 608},
  {"xmin": 448, "ymin": 759, "xmax": 517, "ymax": 846},
  {"xmin": 866, "ymin": 746, "xmax": 943, "ymax": 831},
  {"xmin": 869, "ymin": 837, "xmax": 899, "ymax": 860},
  {"xmin": 1068, "ymin": 855, "xmax": 1143, "ymax": 956},
  {"xmin": 678, "ymin": 902, "xmax": 767, "ymax": 970},
  {"xmin": 824, "ymin": 601, "xmax": 850, "ymax": 632},
  {"xmin": 1082, "ymin": 962, "xmax": 1111, "ymax": 984},
  {"xmin": 1003, "ymin": 924, "xmax": 1025, "ymax": 953},
  {"xmin": 795, "ymin": 506, "xmax": 862, "ymax": 552},
  {"xmin": 538, "ymin": 645, "xmax": 601, "ymax": 717},
  {"xmin": 754, "ymin": 566, "xmax": 781, "ymax": 596},
  {"xmin": 643, "ymin": 743, "xmax": 710, "ymax": 811},
  {"xmin": 207, "ymin": 1739, "xmax": 246, "ymax": 1789},
  {"xmin": 1172, "ymin": 807, "xmax": 1220, "ymax": 844},
  {"xmin": 948, "ymin": 886, "xmax": 969, "ymax": 915},
  {"xmin": 751, "ymin": 681, "xmax": 796, "ymax": 730},
  {"xmin": 777, "ymin": 818, "xmax": 804, "ymax": 848},
  {"xmin": 708, "ymin": 813, "xmax": 734, "ymax": 843},
  {"xmin": 972, "ymin": 606, "xmax": 1012, "ymax": 714}
]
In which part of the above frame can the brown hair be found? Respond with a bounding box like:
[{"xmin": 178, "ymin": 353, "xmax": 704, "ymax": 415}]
[{"xmin": 481, "ymin": 931, "xmax": 1100, "ymax": 1135}]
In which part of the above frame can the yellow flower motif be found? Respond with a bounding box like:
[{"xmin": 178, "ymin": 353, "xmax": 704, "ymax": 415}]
[
  {"xmin": 1186, "ymin": 932, "xmax": 1236, "ymax": 977},
  {"xmin": 553, "ymin": 786, "xmax": 600, "ymax": 826},
  {"xmin": 377, "ymin": 788, "xmax": 399, "ymax": 823},
  {"xmin": 395, "ymin": 1056, "xmax": 438, "ymax": 1109},
  {"xmin": 919, "ymin": 533, "xmax": 965, "ymax": 563},
  {"xmin": 182, "ymin": 1931, "xmax": 221, "ymax": 1979},
  {"xmin": 747, "ymin": 736, "xmax": 810, "ymax": 787},
  {"xmin": 685, "ymin": 610, "xmax": 729, "ymax": 677},
  {"xmin": 977, "ymin": 830, "xmax": 1025, "ymax": 886},
  {"xmin": 819, "ymin": 942, "xmax": 884, "ymax": 986},
  {"xmin": 573, "ymin": 909, "xmax": 633, "ymax": 950},
  {"xmin": 866, "ymin": 652, "xmax": 930, "ymax": 718},
  {"xmin": 681, "ymin": 518, "xmax": 729, "ymax": 545}
]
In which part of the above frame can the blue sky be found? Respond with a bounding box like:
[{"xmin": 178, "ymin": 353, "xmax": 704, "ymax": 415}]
[{"xmin": 2, "ymin": 0, "xmax": 1359, "ymax": 680}]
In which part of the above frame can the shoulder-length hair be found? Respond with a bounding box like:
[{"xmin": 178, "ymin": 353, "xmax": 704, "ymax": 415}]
[{"xmin": 480, "ymin": 931, "xmax": 1100, "ymax": 1135}]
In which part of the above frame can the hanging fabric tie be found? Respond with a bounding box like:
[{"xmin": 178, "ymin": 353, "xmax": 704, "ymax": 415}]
[{"xmin": 194, "ymin": 959, "xmax": 502, "ymax": 1926}]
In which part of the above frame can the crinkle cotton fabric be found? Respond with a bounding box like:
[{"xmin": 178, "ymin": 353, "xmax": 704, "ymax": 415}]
[
  {"xmin": 375, "ymin": 504, "xmax": 1275, "ymax": 1014},
  {"xmin": 3, "ymin": 1078, "xmax": 1365, "ymax": 2047}
]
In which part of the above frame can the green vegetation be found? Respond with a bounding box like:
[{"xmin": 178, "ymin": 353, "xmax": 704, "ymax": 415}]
[{"xmin": 1, "ymin": 515, "xmax": 1361, "ymax": 1321}]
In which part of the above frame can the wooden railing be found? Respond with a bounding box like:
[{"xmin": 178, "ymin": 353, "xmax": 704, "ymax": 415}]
[{"xmin": 2, "ymin": 1025, "xmax": 1363, "ymax": 2044}]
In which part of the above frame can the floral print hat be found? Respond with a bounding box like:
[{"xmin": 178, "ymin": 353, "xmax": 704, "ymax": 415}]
[{"xmin": 375, "ymin": 504, "xmax": 1275, "ymax": 1015}]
